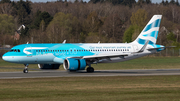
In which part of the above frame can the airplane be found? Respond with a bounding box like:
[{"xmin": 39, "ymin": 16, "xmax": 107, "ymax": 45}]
[{"xmin": 2, "ymin": 15, "xmax": 164, "ymax": 73}]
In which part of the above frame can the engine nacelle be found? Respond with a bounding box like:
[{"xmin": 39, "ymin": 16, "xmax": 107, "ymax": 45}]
[
  {"xmin": 63, "ymin": 58, "xmax": 86, "ymax": 71},
  {"xmin": 38, "ymin": 64, "xmax": 60, "ymax": 69}
]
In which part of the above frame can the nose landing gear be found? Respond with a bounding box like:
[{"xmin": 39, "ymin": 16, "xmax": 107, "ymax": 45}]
[{"xmin": 23, "ymin": 64, "xmax": 29, "ymax": 73}]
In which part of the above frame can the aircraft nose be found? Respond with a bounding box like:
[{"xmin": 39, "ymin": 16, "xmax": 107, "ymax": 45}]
[{"xmin": 2, "ymin": 54, "xmax": 9, "ymax": 61}]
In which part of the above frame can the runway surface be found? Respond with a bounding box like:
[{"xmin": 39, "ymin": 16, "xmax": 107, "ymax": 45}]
[{"xmin": 0, "ymin": 69, "xmax": 180, "ymax": 79}]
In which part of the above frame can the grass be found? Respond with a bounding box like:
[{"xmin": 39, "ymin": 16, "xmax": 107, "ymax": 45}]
[
  {"xmin": 0, "ymin": 57, "xmax": 180, "ymax": 100},
  {"xmin": 0, "ymin": 76, "xmax": 180, "ymax": 101},
  {"xmin": 0, "ymin": 56, "xmax": 180, "ymax": 72},
  {"xmin": 94, "ymin": 56, "xmax": 180, "ymax": 70}
]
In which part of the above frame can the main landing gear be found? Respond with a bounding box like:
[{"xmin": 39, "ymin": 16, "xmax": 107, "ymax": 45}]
[
  {"xmin": 23, "ymin": 64, "xmax": 29, "ymax": 73},
  {"xmin": 86, "ymin": 67, "xmax": 94, "ymax": 73}
]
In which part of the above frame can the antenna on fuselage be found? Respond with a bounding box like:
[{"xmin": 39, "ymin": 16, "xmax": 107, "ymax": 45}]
[
  {"xmin": 27, "ymin": 42, "xmax": 29, "ymax": 44},
  {"xmin": 62, "ymin": 40, "xmax": 66, "ymax": 44},
  {"xmin": 98, "ymin": 41, "xmax": 100, "ymax": 44}
]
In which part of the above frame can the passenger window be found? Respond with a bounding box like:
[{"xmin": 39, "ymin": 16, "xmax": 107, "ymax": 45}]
[{"xmin": 18, "ymin": 49, "xmax": 20, "ymax": 52}]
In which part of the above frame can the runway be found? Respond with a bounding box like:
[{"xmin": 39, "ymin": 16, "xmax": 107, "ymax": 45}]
[{"xmin": 0, "ymin": 69, "xmax": 180, "ymax": 79}]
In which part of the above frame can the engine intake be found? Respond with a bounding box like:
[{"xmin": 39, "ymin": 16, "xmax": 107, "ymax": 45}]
[{"xmin": 63, "ymin": 58, "xmax": 86, "ymax": 71}]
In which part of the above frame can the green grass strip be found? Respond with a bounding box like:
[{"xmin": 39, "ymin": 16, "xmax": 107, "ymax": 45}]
[{"xmin": 0, "ymin": 76, "xmax": 180, "ymax": 101}]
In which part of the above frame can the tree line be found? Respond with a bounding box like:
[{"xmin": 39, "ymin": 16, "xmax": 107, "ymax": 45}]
[{"xmin": 0, "ymin": 0, "xmax": 180, "ymax": 49}]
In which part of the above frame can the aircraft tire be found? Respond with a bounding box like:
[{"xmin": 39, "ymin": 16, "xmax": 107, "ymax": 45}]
[
  {"xmin": 87, "ymin": 67, "xmax": 94, "ymax": 73},
  {"xmin": 23, "ymin": 69, "xmax": 28, "ymax": 73}
]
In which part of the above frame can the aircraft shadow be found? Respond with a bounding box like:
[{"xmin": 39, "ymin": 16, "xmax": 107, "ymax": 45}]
[{"xmin": 73, "ymin": 70, "xmax": 150, "ymax": 74}]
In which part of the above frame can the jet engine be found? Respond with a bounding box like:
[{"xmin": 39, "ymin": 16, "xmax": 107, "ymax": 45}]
[
  {"xmin": 63, "ymin": 58, "xmax": 86, "ymax": 71},
  {"xmin": 38, "ymin": 64, "xmax": 60, "ymax": 69}
]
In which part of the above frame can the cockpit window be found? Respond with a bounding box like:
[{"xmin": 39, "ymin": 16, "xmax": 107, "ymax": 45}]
[
  {"xmin": 9, "ymin": 49, "xmax": 14, "ymax": 52},
  {"xmin": 9, "ymin": 49, "xmax": 20, "ymax": 52}
]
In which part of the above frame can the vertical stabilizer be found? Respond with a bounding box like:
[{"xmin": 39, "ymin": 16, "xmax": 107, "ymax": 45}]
[{"xmin": 132, "ymin": 15, "xmax": 162, "ymax": 45}]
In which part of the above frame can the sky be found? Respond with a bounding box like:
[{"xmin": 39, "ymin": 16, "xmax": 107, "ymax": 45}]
[{"xmin": 12, "ymin": 0, "xmax": 171, "ymax": 3}]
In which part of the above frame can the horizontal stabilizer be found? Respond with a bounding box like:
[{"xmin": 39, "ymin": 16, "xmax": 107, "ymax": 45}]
[{"xmin": 147, "ymin": 46, "xmax": 175, "ymax": 51}]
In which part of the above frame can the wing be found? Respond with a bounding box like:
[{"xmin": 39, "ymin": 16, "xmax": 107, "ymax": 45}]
[
  {"xmin": 82, "ymin": 54, "xmax": 129, "ymax": 60},
  {"xmin": 66, "ymin": 53, "xmax": 129, "ymax": 62}
]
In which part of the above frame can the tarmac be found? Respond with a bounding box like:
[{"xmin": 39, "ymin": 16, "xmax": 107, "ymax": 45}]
[{"xmin": 0, "ymin": 69, "xmax": 180, "ymax": 79}]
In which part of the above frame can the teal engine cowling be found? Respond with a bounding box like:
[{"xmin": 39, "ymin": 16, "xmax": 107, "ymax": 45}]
[{"xmin": 63, "ymin": 58, "xmax": 86, "ymax": 71}]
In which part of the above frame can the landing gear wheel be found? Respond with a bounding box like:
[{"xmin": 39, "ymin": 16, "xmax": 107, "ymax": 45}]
[
  {"xmin": 23, "ymin": 69, "xmax": 28, "ymax": 73},
  {"xmin": 87, "ymin": 67, "xmax": 94, "ymax": 73},
  {"xmin": 23, "ymin": 64, "xmax": 29, "ymax": 73}
]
